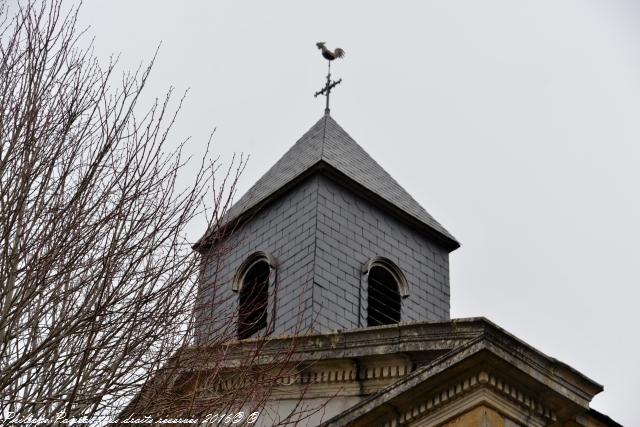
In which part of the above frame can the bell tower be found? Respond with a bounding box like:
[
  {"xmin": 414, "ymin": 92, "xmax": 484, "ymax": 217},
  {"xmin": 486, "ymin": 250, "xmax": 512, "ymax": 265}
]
[
  {"xmin": 194, "ymin": 114, "xmax": 459, "ymax": 342},
  {"xmin": 134, "ymin": 44, "xmax": 620, "ymax": 427}
]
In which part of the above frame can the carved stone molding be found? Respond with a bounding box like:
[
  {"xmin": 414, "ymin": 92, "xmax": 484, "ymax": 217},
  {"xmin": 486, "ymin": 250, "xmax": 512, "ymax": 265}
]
[
  {"xmin": 209, "ymin": 356, "xmax": 414, "ymax": 400},
  {"xmin": 381, "ymin": 371, "xmax": 556, "ymax": 427}
]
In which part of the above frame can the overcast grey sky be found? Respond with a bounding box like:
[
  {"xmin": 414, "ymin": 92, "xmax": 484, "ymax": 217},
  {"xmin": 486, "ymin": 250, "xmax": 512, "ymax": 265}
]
[{"xmin": 77, "ymin": 1, "xmax": 639, "ymax": 424}]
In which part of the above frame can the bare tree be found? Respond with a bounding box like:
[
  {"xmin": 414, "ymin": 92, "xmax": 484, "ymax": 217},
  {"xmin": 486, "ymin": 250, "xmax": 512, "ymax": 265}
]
[
  {"xmin": 0, "ymin": 0, "xmax": 235, "ymax": 421},
  {"xmin": 0, "ymin": 2, "xmax": 331, "ymax": 425}
]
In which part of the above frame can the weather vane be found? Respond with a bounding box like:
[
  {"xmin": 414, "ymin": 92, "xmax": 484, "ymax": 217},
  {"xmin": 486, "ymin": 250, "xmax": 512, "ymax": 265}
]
[{"xmin": 314, "ymin": 42, "xmax": 345, "ymax": 115}]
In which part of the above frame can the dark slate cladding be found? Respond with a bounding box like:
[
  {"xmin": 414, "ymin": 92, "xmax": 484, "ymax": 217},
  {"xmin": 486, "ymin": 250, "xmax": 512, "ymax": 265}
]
[
  {"xmin": 203, "ymin": 114, "xmax": 458, "ymax": 249},
  {"xmin": 220, "ymin": 117, "xmax": 325, "ymax": 225},
  {"xmin": 196, "ymin": 174, "xmax": 450, "ymax": 340},
  {"xmin": 310, "ymin": 175, "xmax": 450, "ymax": 333},
  {"xmin": 320, "ymin": 117, "xmax": 457, "ymax": 245},
  {"xmin": 195, "ymin": 115, "xmax": 457, "ymax": 341},
  {"xmin": 196, "ymin": 177, "xmax": 319, "ymax": 342}
]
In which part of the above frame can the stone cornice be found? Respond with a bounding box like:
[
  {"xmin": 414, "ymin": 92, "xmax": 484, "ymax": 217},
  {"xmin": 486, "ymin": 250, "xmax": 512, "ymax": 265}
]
[
  {"xmin": 178, "ymin": 318, "xmax": 602, "ymax": 399},
  {"xmin": 160, "ymin": 317, "xmax": 602, "ymax": 423}
]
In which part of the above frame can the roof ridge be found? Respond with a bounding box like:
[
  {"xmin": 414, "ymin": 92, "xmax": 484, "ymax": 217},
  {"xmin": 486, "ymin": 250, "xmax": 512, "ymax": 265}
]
[{"xmin": 320, "ymin": 113, "xmax": 328, "ymax": 158}]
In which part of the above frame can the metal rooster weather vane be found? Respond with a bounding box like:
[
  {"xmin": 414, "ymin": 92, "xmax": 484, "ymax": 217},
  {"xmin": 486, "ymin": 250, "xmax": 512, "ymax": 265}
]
[{"xmin": 314, "ymin": 42, "xmax": 345, "ymax": 115}]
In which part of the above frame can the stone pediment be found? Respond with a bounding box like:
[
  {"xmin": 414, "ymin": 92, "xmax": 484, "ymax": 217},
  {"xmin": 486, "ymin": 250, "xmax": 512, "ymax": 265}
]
[{"xmin": 318, "ymin": 342, "xmax": 601, "ymax": 427}]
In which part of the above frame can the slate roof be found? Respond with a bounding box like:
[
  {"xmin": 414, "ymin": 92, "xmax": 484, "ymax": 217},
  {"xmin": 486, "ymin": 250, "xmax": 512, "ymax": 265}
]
[{"xmin": 208, "ymin": 114, "xmax": 458, "ymax": 248}]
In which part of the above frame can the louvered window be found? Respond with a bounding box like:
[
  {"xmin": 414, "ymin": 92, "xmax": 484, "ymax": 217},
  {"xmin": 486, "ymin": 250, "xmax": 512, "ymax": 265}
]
[
  {"xmin": 367, "ymin": 265, "xmax": 401, "ymax": 326},
  {"xmin": 238, "ymin": 261, "xmax": 269, "ymax": 339}
]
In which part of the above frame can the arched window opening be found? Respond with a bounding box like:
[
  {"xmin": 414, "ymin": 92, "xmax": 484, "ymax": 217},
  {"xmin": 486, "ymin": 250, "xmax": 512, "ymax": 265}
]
[
  {"xmin": 363, "ymin": 257, "xmax": 407, "ymax": 328},
  {"xmin": 238, "ymin": 260, "xmax": 270, "ymax": 339},
  {"xmin": 367, "ymin": 265, "xmax": 401, "ymax": 327}
]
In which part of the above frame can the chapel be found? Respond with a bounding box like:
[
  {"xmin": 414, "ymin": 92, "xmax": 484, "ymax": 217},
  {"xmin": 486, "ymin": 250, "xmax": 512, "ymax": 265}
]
[{"xmin": 182, "ymin": 111, "xmax": 620, "ymax": 426}]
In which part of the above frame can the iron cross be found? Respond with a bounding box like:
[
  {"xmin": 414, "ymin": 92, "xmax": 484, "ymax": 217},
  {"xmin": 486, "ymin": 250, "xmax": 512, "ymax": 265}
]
[{"xmin": 314, "ymin": 48, "xmax": 344, "ymax": 115}]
